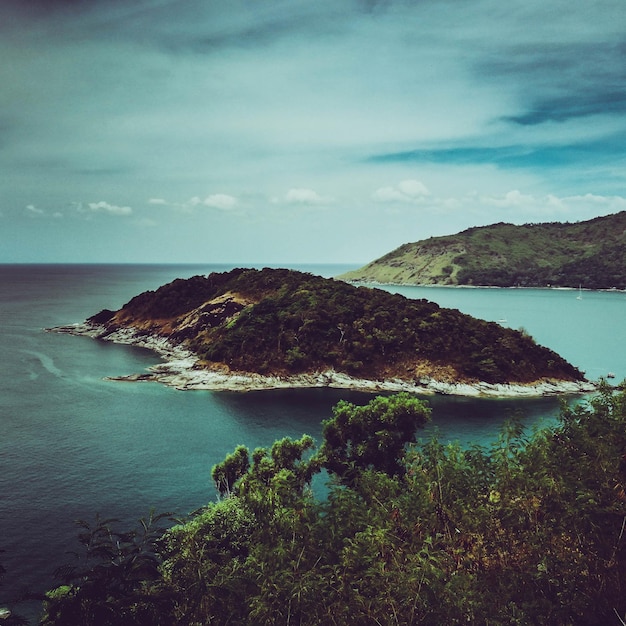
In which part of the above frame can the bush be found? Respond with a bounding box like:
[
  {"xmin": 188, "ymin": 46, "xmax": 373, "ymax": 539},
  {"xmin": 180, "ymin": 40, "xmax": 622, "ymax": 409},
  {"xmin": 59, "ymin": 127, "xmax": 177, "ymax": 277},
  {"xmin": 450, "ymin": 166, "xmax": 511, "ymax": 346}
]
[{"xmin": 42, "ymin": 385, "xmax": 626, "ymax": 625}]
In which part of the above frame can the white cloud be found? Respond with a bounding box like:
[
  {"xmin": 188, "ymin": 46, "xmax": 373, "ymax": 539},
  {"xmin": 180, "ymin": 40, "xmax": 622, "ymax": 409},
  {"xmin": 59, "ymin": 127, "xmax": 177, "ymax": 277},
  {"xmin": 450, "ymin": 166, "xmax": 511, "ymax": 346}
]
[
  {"xmin": 465, "ymin": 190, "xmax": 626, "ymax": 222},
  {"xmin": 184, "ymin": 194, "xmax": 238, "ymax": 211},
  {"xmin": 398, "ymin": 180, "xmax": 430, "ymax": 197},
  {"xmin": 284, "ymin": 188, "xmax": 330, "ymax": 205},
  {"xmin": 148, "ymin": 198, "xmax": 167, "ymax": 205},
  {"xmin": 563, "ymin": 193, "xmax": 626, "ymax": 210},
  {"xmin": 135, "ymin": 217, "xmax": 158, "ymax": 227},
  {"xmin": 85, "ymin": 201, "xmax": 133, "ymax": 216},
  {"xmin": 373, "ymin": 180, "xmax": 431, "ymax": 204},
  {"xmin": 203, "ymin": 194, "xmax": 238, "ymax": 210},
  {"xmin": 371, "ymin": 183, "xmax": 626, "ymax": 226},
  {"xmin": 479, "ymin": 189, "xmax": 535, "ymax": 209},
  {"xmin": 546, "ymin": 194, "xmax": 566, "ymax": 210},
  {"xmin": 25, "ymin": 204, "xmax": 44, "ymax": 216}
]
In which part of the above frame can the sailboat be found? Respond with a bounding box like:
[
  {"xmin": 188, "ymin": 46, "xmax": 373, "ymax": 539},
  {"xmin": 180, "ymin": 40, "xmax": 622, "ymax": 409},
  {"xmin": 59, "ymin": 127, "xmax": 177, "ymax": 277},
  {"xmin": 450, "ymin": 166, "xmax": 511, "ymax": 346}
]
[{"xmin": 576, "ymin": 284, "xmax": 583, "ymax": 300}]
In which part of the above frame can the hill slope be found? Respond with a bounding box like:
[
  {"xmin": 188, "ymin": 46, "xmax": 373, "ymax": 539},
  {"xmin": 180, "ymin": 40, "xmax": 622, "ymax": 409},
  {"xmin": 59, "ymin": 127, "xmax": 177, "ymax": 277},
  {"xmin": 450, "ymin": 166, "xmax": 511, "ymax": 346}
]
[
  {"xmin": 83, "ymin": 268, "xmax": 584, "ymax": 387},
  {"xmin": 339, "ymin": 212, "xmax": 626, "ymax": 288}
]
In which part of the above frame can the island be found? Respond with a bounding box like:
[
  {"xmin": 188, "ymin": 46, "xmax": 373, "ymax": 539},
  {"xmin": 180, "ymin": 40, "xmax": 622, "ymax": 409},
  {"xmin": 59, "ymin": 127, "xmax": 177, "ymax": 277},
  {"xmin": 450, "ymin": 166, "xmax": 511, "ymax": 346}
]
[
  {"xmin": 338, "ymin": 211, "xmax": 626, "ymax": 289},
  {"xmin": 50, "ymin": 267, "xmax": 593, "ymax": 396}
]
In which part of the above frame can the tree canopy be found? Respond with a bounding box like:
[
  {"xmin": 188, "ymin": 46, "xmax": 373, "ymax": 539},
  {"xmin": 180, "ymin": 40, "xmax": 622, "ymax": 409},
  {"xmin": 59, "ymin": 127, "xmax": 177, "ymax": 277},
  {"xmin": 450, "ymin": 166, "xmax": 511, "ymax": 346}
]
[
  {"xmin": 36, "ymin": 385, "xmax": 626, "ymax": 625},
  {"xmin": 89, "ymin": 268, "xmax": 584, "ymax": 385}
]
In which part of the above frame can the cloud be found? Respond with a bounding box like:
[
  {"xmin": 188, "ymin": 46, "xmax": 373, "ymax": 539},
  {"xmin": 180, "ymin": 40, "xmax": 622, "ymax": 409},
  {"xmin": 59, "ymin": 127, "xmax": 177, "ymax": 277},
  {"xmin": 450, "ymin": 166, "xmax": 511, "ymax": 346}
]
[
  {"xmin": 203, "ymin": 194, "xmax": 238, "ymax": 210},
  {"xmin": 1, "ymin": 0, "xmax": 626, "ymax": 263},
  {"xmin": 186, "ymin": 194, "xmax": 238, "ymax": 211},
  {"xmin": 467, "ymin": 190, "xmax": 626, "ymax": 220},
  {"xmin": 135, "ymin": 217, "xmax": 159, "ymax": 228},
  {"xmin": 367, "ymin": 133, "xmax": 626, "ymax": 171},
  {"xmin": 284, "ymin": 188, "xmax": 330, "ymax": 205},
  {"xmin": 373, "ymin": 180, "xmax": 430, "ymax": 203},
  {"xmin": 561, "ymin": 193, "xmax": 626, "ymax": 211},
  {"xmin": 84, "ymin": 201, "xmax": 133, "ymax": 216},
  {"xmin": 479, "ymin": 190, "xmax": 536, "ymax": 209},
  {"xmin": 479, "ymin": 41, "xmax": 626, "ymax": 127},
  {"xmin": 25, "ymin": 204, "xmax": 44, "ymax": 216},
  {"xmin": 371, "ymin": 182, "xmax": 626, "ymax": 224}
]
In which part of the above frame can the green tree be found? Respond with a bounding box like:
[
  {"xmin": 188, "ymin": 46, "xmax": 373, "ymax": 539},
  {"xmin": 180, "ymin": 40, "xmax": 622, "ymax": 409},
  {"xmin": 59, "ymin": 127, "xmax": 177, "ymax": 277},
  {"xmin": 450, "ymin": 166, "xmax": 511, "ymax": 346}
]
[
  {"xmin": 41, "ymin": 386, "xmax": 626, "ymax": 625},
  {"xmin": 41, "ymin": 512, "xmax": 173, "ymax": 626},
  {"xmin": 211, "ymin": 445, "xmax": 250, "ymax": 497},
  {"xmin": 319, "ymin": 392, "xmax": 431, "ymax": 486},
  {"xmin": 0, "ymin": 551, "xmax": 28, "ymax": 626}
]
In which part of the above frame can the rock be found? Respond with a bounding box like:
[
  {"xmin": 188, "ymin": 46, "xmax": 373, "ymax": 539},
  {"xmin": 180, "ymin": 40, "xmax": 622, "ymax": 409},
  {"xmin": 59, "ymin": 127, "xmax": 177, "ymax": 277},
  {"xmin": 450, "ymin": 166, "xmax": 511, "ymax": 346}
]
[{"xmin": 46, "ymin": 323, "xmax": 597, "ymax": 398}]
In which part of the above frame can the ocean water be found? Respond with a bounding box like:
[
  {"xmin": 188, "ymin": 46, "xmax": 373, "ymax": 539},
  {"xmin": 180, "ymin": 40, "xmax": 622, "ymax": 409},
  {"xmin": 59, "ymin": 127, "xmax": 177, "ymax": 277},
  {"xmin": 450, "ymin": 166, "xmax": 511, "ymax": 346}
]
[{"xmin": 1, "ymin": 264, "xmax": 625, "ymax": 622}]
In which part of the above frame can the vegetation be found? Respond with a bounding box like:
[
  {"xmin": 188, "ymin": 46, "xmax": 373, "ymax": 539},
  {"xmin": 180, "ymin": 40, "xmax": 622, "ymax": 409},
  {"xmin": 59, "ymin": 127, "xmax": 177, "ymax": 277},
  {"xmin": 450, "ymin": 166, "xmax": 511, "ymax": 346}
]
[
  {"xmin": 339, "ymin": 211, "xmax": 626, "ymax": 289},
  {"xmin": 90, "ymin": 267, "xmax": 583, "ymax": 384},
  {"xmin": 40, "ymin": 385, "xmax": 626, "ymax": 625},
  {"xmin": 0, "ymin": 550, "xmax": 28, "ymax": 625}
]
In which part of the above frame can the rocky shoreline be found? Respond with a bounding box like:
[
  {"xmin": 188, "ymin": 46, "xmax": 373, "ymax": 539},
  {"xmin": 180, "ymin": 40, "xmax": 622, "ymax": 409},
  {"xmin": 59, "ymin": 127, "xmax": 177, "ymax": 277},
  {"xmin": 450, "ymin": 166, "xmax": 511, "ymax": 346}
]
[{"xmin": 48, "ymin": 322, "xmax": 597, "ymax": 397}]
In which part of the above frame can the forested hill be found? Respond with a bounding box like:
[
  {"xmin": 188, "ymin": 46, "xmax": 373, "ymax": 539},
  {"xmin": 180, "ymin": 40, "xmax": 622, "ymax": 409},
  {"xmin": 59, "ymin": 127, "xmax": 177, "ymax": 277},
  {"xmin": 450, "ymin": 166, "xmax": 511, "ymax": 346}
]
[
  {"xmin": 89, "ymin": 267, "xmax": 583, "ymax": 385},
  {"xmin": 338, "ymin": 211, "xmax": 626, "ymax": 289}
]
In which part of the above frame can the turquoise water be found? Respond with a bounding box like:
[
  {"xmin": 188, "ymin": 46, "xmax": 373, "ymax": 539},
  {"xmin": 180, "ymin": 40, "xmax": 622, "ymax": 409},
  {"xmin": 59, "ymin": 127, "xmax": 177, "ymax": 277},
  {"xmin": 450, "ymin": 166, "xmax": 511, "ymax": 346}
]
[
  {"xmin": 1, "ymin": 264, "xmax": 625, "ymax": 621},
  {"xmin": 379, "ymin": 283, "xmax": 626, "ymax": 383}
]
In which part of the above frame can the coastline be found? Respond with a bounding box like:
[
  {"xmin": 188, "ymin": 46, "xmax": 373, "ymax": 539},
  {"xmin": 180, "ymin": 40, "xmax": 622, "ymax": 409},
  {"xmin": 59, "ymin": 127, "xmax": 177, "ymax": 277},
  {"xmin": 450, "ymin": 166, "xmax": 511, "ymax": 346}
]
[
  {"xmin": 48, "ymin": 322, "xmax": 597, "ymax": 398},
  {"xmin": 340, "ymin": 279, "xmax": 626, "ymax": 293}
]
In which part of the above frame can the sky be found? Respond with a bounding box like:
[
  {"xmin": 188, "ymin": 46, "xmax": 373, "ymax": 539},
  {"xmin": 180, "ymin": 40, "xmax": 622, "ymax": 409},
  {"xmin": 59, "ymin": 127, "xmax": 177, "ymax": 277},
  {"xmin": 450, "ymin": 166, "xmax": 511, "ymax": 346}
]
[{"xmin": 1, "ymin": 0, "xmax": 625, "ymax": 264}]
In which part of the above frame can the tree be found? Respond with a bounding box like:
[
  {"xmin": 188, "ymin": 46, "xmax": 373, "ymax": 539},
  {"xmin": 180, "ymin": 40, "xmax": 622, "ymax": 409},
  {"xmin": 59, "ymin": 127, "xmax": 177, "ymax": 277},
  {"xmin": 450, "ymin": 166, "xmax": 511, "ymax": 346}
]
[
  {"xmin": 211, "ymin": 445, "xmax": 250, "ymax": 497},
  {"xmin": 319, "ymin": 392, "xmax": 430, "ymax": 486},
  {"xmin": 41, "ymin": 386, "xmax": 626, "ymax": 625},
  {"xmin": 41, "ymin": 512, "xmax": 173, "ymax": 626},
  {"xmin": 0, "ymin": 551, "xmax": 28, "ymax": 626}
]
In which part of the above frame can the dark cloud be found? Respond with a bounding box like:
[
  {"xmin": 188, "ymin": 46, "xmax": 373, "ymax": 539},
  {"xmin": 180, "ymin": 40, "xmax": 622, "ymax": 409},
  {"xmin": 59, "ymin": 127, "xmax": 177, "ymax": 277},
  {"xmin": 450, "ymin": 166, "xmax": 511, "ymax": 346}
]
[
  {"xmin": 74, "ymin": 166, "xmax": 137, "ymax": 177},
  {"xmin": 0, "ymin": 0, "xmax": 114, "ymax": 24},
  {"xmin": 2, "ymin": 0, "xmax": 626, "ymax": 262},
  {"xmin": 367, "ymin": 134, "xmax": 626, "ymax": 169},
  {"xmin": 478, "ymin": 40, "xmax": 626, "ymax": 126},
  {"xmin": 163, "ymin": 11, "xmax": 345, "ymax": 55},
  {"xmin": 505, "ymin": 91, "xmax": 626, "ymax": 126}
]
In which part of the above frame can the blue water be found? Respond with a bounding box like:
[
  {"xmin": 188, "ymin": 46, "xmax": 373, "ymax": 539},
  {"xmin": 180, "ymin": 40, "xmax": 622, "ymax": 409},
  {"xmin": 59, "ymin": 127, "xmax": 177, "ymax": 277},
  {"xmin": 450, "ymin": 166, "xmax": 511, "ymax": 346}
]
[{"xmin": 1, "ymin": 264, "xmax": 625, "ymax": 622}]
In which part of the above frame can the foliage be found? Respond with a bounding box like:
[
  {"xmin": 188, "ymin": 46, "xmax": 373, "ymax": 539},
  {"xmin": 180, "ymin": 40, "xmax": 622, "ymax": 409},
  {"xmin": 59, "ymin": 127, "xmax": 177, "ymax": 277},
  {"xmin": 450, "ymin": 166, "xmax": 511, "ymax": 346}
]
[
  {"xmin": 41, "ymin": 386, "xmax": 626, "ymax": 625},
  {"xmin": 319, "ymin": 392, "xmax": 431, "ymax": 485},
  {"xmin": 40, "ymin": 512, "xmax": 174, "ymax": 626},
  {"xmin": 211, "ymin": 444, "xmax": 250, "ymax": 497},
  {"xmin": 111, "ymin": 270, "xmax": 250, "ymax": 320},
  {"xmin": 342, "ymin": 211, "xmax": 626, "ymax": 289},
  {"xmin": 92, "ymin": 267, "xmax": 584, "ymax": 384},
  {"xmin": 0, "ymin": 550, "xmax": 29, "ymax": 626}
]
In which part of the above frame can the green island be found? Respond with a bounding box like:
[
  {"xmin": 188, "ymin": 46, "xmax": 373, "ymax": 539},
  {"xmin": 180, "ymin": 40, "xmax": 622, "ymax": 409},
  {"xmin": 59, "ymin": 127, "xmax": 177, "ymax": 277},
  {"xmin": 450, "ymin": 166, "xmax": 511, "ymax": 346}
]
[
  {"xmin": 339, "ymin": 211, "xmax": 626, "ymax": 289},
  {"xmin": 59, "ymin": 267, "xmax": 589, "ymax": 394},
  {"xmin": 29, "ymin": 384, "xmax": 626, "ymax": 625}
]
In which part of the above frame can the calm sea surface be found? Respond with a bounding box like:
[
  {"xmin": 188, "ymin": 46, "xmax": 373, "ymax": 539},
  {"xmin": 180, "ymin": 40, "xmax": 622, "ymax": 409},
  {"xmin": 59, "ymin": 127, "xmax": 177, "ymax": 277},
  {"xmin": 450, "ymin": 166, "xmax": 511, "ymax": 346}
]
[{"xmin": 2, "ymin": 264, "xmax": 625, "ymax": 621}]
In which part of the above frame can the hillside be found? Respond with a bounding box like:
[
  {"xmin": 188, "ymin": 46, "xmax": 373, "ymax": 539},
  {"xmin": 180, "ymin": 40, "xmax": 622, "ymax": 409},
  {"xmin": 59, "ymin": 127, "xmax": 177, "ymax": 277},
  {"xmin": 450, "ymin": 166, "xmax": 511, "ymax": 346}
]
[
  {"xmin": 339, "ymin": 211, "xmax": 626, "ymax": 288},
  {"xmin": 83, "ymin": 267, "xmax": 584, "ymax": 387}
]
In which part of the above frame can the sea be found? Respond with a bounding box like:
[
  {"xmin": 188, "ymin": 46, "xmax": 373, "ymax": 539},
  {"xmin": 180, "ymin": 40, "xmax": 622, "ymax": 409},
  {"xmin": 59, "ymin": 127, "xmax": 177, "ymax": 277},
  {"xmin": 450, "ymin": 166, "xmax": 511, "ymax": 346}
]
[{"xmin": 2, "ymin": 263, "xmax": 626, "ymax": 622}]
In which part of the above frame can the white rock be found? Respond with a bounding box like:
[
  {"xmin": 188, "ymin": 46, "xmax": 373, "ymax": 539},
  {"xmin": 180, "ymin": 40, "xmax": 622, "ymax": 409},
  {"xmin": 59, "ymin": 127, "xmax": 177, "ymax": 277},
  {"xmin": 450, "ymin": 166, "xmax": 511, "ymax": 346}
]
[{"xmin": 47, "ymin": 323, "xmax": 597, "ymax": 398}]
